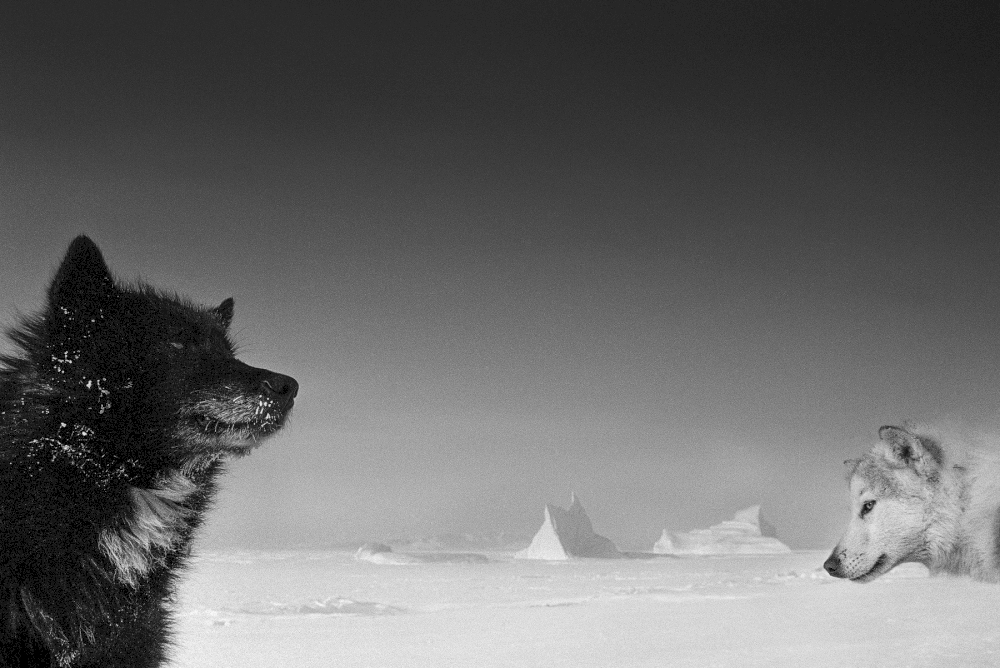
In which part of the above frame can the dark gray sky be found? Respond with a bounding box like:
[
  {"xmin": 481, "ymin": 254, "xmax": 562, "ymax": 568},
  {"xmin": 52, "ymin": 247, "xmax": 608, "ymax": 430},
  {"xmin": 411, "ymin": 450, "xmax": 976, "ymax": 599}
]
[{"xmin": 1, "ymin": 3, "xmax": 998, "ymax": 549}]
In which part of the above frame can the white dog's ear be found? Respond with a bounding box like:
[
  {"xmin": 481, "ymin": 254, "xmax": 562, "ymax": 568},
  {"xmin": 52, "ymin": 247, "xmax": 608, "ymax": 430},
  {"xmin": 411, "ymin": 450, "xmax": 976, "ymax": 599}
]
[{"xmin": 878, "ymin": 425, "xmax": 942, "ymax": 475}]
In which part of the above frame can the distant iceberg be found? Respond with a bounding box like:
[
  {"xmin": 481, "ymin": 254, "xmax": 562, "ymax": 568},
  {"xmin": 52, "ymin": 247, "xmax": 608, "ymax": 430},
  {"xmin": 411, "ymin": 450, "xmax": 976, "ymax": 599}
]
[
  {"xmin": 515, "ymin": 493, "xmax": 622, "ymax": 560},
  {"xmin": 654, "ymin": 505, "xmax": 791, "ymax": 555}
]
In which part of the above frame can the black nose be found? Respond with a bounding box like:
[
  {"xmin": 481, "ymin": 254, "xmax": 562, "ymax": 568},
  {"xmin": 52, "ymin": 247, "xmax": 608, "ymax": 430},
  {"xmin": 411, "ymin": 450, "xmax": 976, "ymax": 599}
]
[
  {"xmin": 261, "ymin": 373, "xmax": 298, "ymax": 407},
  {"xmin": 823, "ymin": 553, "xmax": 841, "ymax": 576}
]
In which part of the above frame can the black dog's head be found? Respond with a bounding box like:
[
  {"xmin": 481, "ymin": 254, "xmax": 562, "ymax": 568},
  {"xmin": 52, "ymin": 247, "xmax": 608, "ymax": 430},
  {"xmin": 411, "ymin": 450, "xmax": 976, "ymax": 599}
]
[{"xmin": 7, "ymin": 235, "xmax": 298, "ymax": 477}]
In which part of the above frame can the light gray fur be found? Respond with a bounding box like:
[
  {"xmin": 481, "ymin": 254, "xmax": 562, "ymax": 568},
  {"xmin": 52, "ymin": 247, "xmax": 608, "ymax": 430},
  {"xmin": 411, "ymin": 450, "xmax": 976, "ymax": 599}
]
[
  {"xmin": 98, "ymin": 472, "xmax": 196, "ymax": 587},
  {"xmin": 830, "ymin": 424, "xmax": 1000, "ymax": 583}
]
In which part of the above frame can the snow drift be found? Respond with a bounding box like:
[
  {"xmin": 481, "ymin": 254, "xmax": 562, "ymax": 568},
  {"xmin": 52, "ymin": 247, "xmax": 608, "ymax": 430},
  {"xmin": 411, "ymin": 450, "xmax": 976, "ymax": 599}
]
[
  {"xmin": 235, "ymin": 597, "xmax": 404, "ymax": 616},
  {"xmin": 654, "ymin": 505, "xmax": 791, "ymax": 555},
  {"xmin": 355, "ymin": 542, "xmax": 490, "ymax": 564},
  {"xmin": 515, "ymin": 493, "xmax": 621, "ymax": 560},
  {"xmin": 388, "ymin": 533, "xmax": 528, "ymax": 552}
]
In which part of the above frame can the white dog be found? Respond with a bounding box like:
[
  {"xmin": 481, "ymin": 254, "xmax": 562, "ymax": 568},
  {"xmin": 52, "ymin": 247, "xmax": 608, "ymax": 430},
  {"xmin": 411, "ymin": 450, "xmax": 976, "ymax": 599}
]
[{"xmin": 825, "ymin": 424, "xmax": 1000, "ymax": 583}]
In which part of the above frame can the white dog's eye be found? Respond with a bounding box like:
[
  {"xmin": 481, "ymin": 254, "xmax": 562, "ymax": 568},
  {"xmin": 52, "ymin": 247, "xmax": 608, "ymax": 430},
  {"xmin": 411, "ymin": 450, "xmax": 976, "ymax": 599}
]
[{"xmin": 860, "ymin": 500, "xmax": 876, "ymax": 517}]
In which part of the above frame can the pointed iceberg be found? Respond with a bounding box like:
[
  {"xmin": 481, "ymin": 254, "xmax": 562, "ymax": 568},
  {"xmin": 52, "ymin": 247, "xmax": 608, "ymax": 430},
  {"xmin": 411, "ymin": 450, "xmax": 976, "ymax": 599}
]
[{"xmin": 515, "ymin": 493, "xmax": 621, "ymax": 560}]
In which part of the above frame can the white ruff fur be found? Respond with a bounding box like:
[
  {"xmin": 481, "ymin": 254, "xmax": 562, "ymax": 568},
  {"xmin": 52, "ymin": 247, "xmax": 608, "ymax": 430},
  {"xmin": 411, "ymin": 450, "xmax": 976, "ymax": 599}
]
[
  {"xmin": 929, "ymin": 448, "xmax": 1000, "ymax": 582},
  {"xmin": 98, "ymin": 472, "xmax": 196, "ymax": 587}
]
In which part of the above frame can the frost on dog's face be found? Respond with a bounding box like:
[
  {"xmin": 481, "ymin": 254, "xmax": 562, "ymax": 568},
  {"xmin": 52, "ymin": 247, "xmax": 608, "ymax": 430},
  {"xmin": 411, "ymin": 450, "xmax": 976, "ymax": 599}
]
[
  {"xmin": 825, "ymin": 426, "xmax": 939, "ymax": 582},
  {"xmin": 129, "ymin": 295, "xmax": 299, "ymax": 465},
  {"xmin": 34, "ymin": 235, "xmax": 298, "ymax": 474}
]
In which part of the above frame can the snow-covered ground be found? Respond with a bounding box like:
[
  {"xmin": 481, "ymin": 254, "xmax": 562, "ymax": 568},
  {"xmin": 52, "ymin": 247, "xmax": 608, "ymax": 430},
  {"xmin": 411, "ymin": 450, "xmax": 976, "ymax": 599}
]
[{"xmin": 173, "ymin": 550, "xmax": 1000, "ymax": 667}]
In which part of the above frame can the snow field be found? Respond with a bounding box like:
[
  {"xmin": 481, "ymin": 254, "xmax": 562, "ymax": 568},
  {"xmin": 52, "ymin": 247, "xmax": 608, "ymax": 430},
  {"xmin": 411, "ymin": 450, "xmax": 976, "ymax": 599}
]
[{"xmin": 172, "ymin": 550, "xmax": 1000, "ymax": 668}]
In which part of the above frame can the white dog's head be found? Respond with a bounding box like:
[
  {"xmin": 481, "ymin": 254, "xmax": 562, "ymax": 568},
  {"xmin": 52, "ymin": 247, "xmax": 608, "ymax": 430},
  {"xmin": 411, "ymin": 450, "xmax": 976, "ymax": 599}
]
[{"xmin": 824, "ymin": 426, "xmax": 942, "ymax": 582}]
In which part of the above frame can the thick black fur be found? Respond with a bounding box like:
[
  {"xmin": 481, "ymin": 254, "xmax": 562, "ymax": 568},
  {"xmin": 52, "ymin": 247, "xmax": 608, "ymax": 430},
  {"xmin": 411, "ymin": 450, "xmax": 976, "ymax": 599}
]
[{"xmin": 0, "ymin": 237, "xmax": 297, "ymax": 667}]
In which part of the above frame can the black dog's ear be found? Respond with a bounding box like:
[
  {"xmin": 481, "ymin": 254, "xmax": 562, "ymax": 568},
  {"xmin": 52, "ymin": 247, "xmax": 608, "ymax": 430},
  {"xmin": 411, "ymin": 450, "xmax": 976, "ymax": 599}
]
[
  {"xmin": 48, "ymin": 235, "xmax": 115, "ymax": 313},
  {"xmin": 212, "ymin": 297, "xmax": 234, "ymax": 329}
]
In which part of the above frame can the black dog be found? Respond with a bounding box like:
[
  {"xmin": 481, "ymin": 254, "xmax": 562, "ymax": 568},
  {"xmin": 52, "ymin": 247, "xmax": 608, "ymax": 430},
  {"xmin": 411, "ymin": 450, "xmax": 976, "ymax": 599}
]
[{"xmin": 0, "ymin": 236, "xmax": 297, "ymax": 667}]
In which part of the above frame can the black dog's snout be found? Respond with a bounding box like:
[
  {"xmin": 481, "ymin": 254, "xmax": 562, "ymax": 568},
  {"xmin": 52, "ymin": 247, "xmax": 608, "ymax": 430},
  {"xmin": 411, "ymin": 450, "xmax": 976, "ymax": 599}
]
[
  {"xmin": 823, "ymin": 553, "xmax": 841, "ymax": 576},
  {"xmin": 261, "ymin": 373, "xmax": 298, "ymax": 407}
]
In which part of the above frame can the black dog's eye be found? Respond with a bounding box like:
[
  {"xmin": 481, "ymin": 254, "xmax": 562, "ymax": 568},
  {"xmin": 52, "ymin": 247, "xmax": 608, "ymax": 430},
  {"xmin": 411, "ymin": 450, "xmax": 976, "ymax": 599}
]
[
  {"xmin": 169, "ymin": 342, "xmax": 184, "ymax": 350},
  {"xmin": 860, "ymin": 500, "xmax": 876, "ymax": 518}
]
